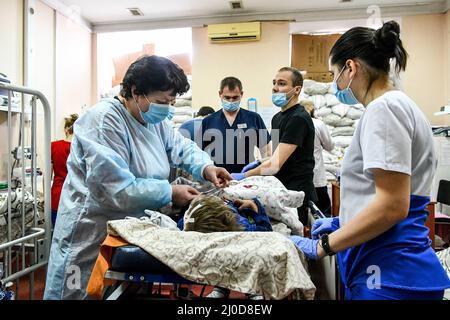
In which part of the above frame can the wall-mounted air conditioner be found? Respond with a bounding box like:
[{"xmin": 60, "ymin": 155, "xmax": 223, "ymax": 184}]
[{"xmin": 207, "ymin": 22, "xmax": 261, "ymax": 43}]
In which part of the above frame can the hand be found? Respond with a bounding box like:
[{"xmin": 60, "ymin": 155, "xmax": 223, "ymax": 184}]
[
  {"xmin": 311, "ymin": 217, "xmax": 340, "ymax": 240},
  {"xmin": 203, "ymin": 165, "xmax": 233, "ymax": 188},
  {"xmin": 171, "ymin": 185, "xmax": 200, "ymax": 207},
  {"xmin": 289, "ymin": 236, "xmax": 320, "ymax": 260},
  {"xmin": 233, "ymin": 199, "xmax": 258, "ymax": 213},
  {"xmin": 231, "ymin": 173, "xmax": 246, "ymax": 181},
  {"xmin": 240, "ymin": 160, "xmax": 261, "ymax": 173}
]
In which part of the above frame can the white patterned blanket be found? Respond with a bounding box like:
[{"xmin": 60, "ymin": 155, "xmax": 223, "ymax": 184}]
[
  {"xmin": 107, "ymin": 217, "xmax": 316, "ymax": 300},
  {"xmin": 223, "ymin": 176, "xmax": 305, "ymax": 236}
]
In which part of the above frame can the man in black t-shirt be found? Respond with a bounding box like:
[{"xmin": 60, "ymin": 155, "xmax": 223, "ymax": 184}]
[{"xmin": 238, "ymin": 67, "xmax": 317, "ymax": 225}]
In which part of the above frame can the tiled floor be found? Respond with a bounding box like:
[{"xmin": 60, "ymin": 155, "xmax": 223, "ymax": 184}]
[{"xmin": 10, "ymin": 266, "xmax": 46, "ymax": 300}]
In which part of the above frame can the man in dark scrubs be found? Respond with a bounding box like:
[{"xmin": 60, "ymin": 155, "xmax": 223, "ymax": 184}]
[{"xmin": 201, "ymin": 76, "xmax": 271, "ymax": 174}]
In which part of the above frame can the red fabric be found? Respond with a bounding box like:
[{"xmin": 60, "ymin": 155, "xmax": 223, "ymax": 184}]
[{"xmin": 51, "ymin": 140, "xmax": 71, "ymax": 211}]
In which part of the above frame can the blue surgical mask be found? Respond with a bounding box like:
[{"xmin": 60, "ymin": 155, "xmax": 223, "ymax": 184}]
[
  {"xmin": 332, "ymin": 65, "xmax": 360, "ymax": 105},
  {"xmin": 272, "ymin": 88, "xmax": 295, "ymax": 108},
  {"xmin": 135, "ymin": 96, "xmax": 175, "ymax": 124},
  {"xmin": 222, "ymin": 100, "xmax": 240, "ymax": 112},
  {"xmin": 167, "ymin": 106, "xmax": 176, "ymax": 120}
]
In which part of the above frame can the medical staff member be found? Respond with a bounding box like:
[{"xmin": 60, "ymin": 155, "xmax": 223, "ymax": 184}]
[
  {"xmin": 44, "ymin": 55, "xmax": 233, "ymax": 300},
  {"xmin": 201, "ymin": 77, "xmax": 271, "ymax": 173},
  {"xmin": 50, "ymin": 113, "xmax": 78, "ymax": 227},
  {"xmin": 303, "ymin": 100, "xmax": 334, "ymax": 216},
  {"xmin": 237, "ymin": 67, "xmax": 317, "ymax": 225},
  {"xmin": 290, "ymin": 21, "xmax": 450, "ymax": 299}
]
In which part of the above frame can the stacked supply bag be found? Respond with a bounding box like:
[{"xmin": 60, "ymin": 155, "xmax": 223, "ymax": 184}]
[
  {"xmin": 300, "ymin": 79, "xmax": 364, "ymax": 182},
  {"xmin": 172, "ymin": 76, "xmax": 194, "ymax": 130}
]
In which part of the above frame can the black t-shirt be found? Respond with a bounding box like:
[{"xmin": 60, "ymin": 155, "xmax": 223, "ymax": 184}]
[{"xmin": 271, "ymin": 104, "xmax": 317, "ymax": 202}]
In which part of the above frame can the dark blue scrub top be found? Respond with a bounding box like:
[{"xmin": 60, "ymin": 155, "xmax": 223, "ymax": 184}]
[
  {"xmin": 178, "ymin": 118, "xmax": 203, "ymax": 147},
  {"xmin": 201, "ymin": 108, "xmax": 270, "ymax": 173}
]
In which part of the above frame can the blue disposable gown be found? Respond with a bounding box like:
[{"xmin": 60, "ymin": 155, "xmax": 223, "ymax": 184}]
[{"xmin": 44, "ymin": 98, "xmax": 213, "ymax": 299}]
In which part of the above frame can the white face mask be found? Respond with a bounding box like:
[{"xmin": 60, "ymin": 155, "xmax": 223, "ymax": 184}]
[{"xmin": 183, "ymin": 203, "xmax": 203, "ymax": 229}]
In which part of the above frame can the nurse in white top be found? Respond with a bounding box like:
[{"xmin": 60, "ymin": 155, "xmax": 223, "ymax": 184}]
[
  {"xmin": 289, "ymin": 21, "xmax": 450, "ymax": 299},
  {"xmin": 302, "ymin": 100, "xmax": 334, "ymax": 216}
]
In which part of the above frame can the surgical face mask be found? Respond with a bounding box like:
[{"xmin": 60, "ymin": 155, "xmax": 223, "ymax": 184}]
[
  {"xmin": 222, "ymin": 99, "xmax": 240, "ymax": 112},
  {"xmin": 167, "ymin": 106, "xmax": 176, "ymax": 120},
  {"xmin": 332, "ymin": 65, "xmax": 360, "ymax": 105},
  {"xmin": 272, "ymin": 87, "xmax": 296, "ymax": 108},
  {"xmin": 135, "ymin": 95, "xmax": 175, "ymax": 124},
  {"xmin": 183, "ymin": 203, "xmax": 203, "ymax": 229}
]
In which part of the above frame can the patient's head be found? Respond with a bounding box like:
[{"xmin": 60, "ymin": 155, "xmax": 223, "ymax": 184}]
[{"xmin": 183, "ymin": 195, "xmax": 243, "ymax": 233}]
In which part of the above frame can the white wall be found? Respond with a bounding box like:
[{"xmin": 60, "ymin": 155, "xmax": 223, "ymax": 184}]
[
  {"xmin": 54, "ymin": 11, "xmax": 92, "ymax": 140},
  {"xmin": 192, "ymin": 22, "xmax": 290, "ymax": 110},
  {"xmin": 402, "ymin": 14, "xmax": 448, "ymax": 126},
  {"xmin": 0, "ymin": 0, "xmax": 23, "ymax": 181},
  {"xmin": 445, "ymin": 10, "xmax": 450, "ymax": 126},
  {"xmin": 0, "ymin": 0, "xmax": 93, "ymax": 182}
]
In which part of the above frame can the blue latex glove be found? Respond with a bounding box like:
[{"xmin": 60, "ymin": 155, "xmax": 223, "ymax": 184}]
[
  {"xmin": 240, "ymin": 160, "xmax": 261, "ymax": 173},
  {"xmin": 289, "ymin": 236, "xmax": 319, "ymax": 260},
  {"xmin": 311, "ymin": 217, "xmax": 340, "ymax": 240},
  {"xmin": 231, "ymin": 173, "xmax": 246, "ymax": 181}
]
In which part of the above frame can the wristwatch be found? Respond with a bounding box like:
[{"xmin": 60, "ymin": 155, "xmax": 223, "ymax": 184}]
[{"xmin": 320, "ymin": 233, "xmax": 336, "ymax": 256}]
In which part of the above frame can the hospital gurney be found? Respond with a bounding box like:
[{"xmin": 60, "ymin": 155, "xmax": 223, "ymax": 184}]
[
  {"xmin": 90, "ymin": 217, "xmax": 316, "ymax": 300},
  {"xmin": 102, "ymin": 245, "xmax": 201, "ymax": 300}
]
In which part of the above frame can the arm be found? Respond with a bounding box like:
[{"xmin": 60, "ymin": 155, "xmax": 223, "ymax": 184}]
[
  {"xmin": 246, "ymin": 115, "xmax": 308, "ymax": 177},
  {"xmin": 317, "ymin": 121, "xmax": 334, "ymax": 152},
  {"xmin": 317, "ymin": 169, "xmax": 410, "ymax": 258},
  {"xmin": 257, "ymin": 116, "xmax": 272, "ymax": 158},
  {"xmin": 81, "ymin": 116, "xmax": 173, "ymax": 212},
  {"xmin": 245, "ymin": 142, "xmax": 297, "ymax": 177},
  {"xmin": 163, "ymin": 121, "xmax": 214, "ymax": 181},
  {"xmin": 234, "ymin": 199, "xmax": 273, "ymax": 232},
  {"xmin": 259, "ymin": 141, "xmax": 272, "ymax": 159},
  {"xmin": 250, "ymin": 198, "xmax": 273, "ymax": 231}
]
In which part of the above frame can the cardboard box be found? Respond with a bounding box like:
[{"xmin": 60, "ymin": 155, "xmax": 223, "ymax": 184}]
[
  {"xmin": 291, "ymin": 34, "xmax": 341, "ymax": 73},
  {"xmin": 303, "ymin": 72, "xmax": 333, "ymax": 83}
]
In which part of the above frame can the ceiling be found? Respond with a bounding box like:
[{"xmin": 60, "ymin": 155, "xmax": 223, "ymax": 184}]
[{"xmin": 43, "ymin": 0, "xmax": 450, "ymax": 32}]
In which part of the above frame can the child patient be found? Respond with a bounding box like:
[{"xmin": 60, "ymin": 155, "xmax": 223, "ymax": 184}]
[
  {"xmin": 178, "ymin": 195, "xmax": 273, "ymax": 233},
  {"xmin": 178, "ymin": 194, "xmax": 272, "ymax": 299}
]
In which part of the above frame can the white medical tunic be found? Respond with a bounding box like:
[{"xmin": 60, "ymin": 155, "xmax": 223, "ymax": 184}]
[
  {"xmin": 311, "ymin": 118, "xmax": 334, "ymax": 188},
  {"xmin": 44, "ymin": 98, "xmax": 213, "ymax": 299},
  {"xmin": 340, "ymin": 90, "xmax": 436, "ymax": 226},
  {"xmin": 337, "ymin": 90, "xmax": 450, "ymax": 293}
]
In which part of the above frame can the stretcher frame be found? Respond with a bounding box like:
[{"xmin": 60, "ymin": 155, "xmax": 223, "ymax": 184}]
[
  {"xmin": 101, "ymin": 203, "xmax": 326, "ymax": 301},
  {"xmin": 0, "ymin": 83, "xmax": 51, "ymax": 299}
]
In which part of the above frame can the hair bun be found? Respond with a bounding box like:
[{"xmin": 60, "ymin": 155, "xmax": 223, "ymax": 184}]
[{"xmin": 374, "ymin": 21, "xmax": 401, "ymax": 58}]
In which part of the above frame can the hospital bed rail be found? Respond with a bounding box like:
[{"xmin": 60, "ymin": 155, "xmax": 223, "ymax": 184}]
[{"xmin": 0, "ymin": 82, "xmax": 51, "ymax": 300}]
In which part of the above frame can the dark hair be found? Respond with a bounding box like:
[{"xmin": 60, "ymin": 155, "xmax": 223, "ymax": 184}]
[
  {"xmin": 219, "ymin": 77, "xmax": 243, "ymax": 93},
  {"xmin": 330, "ymin": 20, "xmax": 408, "ymax": 74},
  {"xmin": 278, "ymin": 67, "xmax": 303, "ymax": 87},
  {"xmin": 64, "ymin": 113, "xmax": 78, "ymax": 135},
  {"xmin": 120, "ymin": 55, "xmax": 190, "ymax": 99},
  {"xmin": 197, "ymin": 106, "xmax": 215, "ymax": 117}
]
